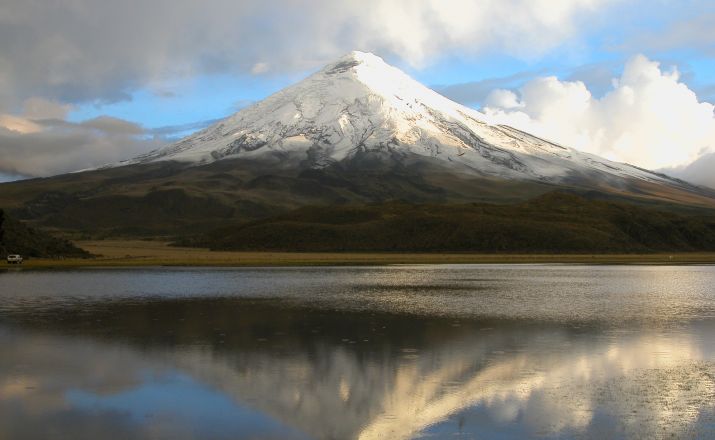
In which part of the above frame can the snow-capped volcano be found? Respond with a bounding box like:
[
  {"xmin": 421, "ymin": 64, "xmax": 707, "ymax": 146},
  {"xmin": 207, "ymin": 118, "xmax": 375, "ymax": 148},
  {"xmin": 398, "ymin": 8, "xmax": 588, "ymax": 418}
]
[
  {"xmin": 5, "ymin": 52, "xmax": 714, "ymax": 240},
  {"xmin": 125, "ymin": 51, "xmax": 678, "ymax": 186}
]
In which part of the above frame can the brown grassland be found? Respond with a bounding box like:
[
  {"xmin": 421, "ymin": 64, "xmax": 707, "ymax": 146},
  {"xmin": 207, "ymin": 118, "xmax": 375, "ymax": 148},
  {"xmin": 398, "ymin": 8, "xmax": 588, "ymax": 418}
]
[{"xmin": 5, "ymin": 239, "xmax": 715, "ymax": 269}]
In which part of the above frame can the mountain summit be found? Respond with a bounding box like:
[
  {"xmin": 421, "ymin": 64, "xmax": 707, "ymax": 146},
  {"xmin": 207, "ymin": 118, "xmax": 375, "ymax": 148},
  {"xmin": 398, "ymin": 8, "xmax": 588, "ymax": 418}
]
[{"xmin": 124, "ymin": 51, "xmax": 684, "ymax": 188}]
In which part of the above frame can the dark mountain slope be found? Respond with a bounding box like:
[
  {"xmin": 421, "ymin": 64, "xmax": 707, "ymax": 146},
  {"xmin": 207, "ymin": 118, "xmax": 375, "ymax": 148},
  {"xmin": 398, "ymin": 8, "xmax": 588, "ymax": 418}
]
[
  {"xmin": 0, "ymin": 209, "xmax": 90, "ymax": 258},
  {"xmin": 0, "ymin": 155, "xmax": 558, "ymax": 237},
  {"xmin": 1, "ymin": 152, "xmax": 714, "ymax": 239},
  {"xmin": 177, "ymin": 192, "xmax": 715, "ymax": 253}
]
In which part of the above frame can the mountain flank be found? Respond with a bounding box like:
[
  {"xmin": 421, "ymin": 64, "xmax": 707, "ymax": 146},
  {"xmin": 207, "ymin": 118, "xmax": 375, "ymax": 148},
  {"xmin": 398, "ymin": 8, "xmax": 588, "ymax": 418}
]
[
  {"xmin": 176, "ymin": 193, "xmax": 715, "ymax": 253},
  {"xmin": 1, "ymin": 151, "xmax": 713, "ymax": 239}
]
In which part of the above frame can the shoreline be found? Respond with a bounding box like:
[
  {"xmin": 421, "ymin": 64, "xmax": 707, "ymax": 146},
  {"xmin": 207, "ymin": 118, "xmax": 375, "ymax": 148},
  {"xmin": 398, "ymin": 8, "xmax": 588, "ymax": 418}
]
[{"xmin": 3, "ymin": 240, "xmax": 715, "ymax": 270}]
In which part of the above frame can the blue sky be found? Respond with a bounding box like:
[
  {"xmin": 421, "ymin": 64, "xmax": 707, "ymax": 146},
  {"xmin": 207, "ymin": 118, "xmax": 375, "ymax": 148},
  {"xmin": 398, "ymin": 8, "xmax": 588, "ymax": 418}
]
[{"xmin": 0, "ymin": 0, "xmax": 714, "ymax": 181}]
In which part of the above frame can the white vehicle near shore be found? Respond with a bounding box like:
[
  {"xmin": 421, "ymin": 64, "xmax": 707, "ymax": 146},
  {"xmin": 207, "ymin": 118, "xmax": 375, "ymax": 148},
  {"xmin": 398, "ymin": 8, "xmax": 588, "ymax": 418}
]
[{"xmin": 6, "ymin": 254, "xmax": 23, "ymax": 264}]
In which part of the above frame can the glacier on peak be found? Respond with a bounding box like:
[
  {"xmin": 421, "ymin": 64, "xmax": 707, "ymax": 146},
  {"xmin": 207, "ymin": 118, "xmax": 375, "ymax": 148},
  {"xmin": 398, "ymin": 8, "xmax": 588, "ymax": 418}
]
[{"xmin": 119, "ymin": 51, "xmax": 681, "ymax": 187}]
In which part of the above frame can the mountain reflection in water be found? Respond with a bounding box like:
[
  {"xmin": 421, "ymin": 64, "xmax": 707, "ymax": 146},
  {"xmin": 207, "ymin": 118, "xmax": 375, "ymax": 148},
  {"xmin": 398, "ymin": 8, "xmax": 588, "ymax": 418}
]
[{"xmin": 0, "ymin": 266, "xmax": 714, "ymax": 439}]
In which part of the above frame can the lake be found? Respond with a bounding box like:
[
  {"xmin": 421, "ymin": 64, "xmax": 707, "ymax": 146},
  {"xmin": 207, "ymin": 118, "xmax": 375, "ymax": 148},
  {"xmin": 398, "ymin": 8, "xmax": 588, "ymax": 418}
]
[{"xmin": 1, "ymin": 265, "xmax": 714, "ymax": 439}]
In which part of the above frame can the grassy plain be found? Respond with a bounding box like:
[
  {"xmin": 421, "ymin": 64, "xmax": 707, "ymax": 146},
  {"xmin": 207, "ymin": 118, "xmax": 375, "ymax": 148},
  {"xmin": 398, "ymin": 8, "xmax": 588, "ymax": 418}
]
[{"xmin": 4, "ymin": 239, "xmax": 715, "ymax": 269}]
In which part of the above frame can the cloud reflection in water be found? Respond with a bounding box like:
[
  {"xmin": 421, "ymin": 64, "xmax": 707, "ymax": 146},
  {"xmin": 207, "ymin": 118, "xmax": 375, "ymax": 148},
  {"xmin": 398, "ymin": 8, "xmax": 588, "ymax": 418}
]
[{"xmin": 1, "ymin": 295, "xmax": 714, "ymax": 439}]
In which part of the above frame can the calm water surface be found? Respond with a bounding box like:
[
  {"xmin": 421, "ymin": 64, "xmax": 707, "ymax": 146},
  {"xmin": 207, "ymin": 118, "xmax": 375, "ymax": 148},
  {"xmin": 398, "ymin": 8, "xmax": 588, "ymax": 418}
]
[{"xmin": 0, "ymin": 265, "xmax": 714, "ymax": 439}]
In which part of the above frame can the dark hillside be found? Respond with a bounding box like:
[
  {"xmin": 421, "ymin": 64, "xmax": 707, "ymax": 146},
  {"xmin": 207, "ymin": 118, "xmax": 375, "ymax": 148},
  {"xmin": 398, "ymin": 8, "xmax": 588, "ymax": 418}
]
[
  {"xmin": 0, "ymin": 209, "xmax": 90, "ymax": 258},
  {"xmin": 2, "ymin": 153, "xmax": 714, "ymax": 239},
  {"xmin": 177, "ymin": 192, "xmax": 715, "ymax": 253}
]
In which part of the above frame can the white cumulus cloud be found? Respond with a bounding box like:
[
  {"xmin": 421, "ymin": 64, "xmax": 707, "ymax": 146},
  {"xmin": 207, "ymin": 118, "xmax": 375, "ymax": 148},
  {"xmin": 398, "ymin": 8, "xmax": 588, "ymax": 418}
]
[{"xmin": 483, "ymin": 55, "xmax": 715, "ymax": 172}]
